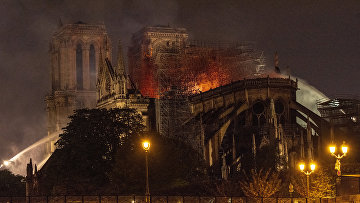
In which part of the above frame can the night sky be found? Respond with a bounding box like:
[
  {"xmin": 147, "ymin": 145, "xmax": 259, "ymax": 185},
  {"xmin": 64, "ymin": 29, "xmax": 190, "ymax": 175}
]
[{"xmin": 1, "ymin": 0, "xmax": 359, "ymax": 172}]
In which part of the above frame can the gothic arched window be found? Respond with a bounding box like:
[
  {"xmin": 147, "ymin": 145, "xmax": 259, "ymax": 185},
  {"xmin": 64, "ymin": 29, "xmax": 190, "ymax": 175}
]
[
  {"xmin": 252, "ymin": 101, "xmax": 266, "ymax": 127},
  {"xmin": 89, "ymin": 44, "xmax": 96, "ymax": 90},
  {"xmin": 76, "ymin": 44, "xmax": 83, "ymax": 90}
]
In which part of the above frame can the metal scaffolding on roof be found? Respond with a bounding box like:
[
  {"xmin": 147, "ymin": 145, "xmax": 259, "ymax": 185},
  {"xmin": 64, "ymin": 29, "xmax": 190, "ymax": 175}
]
[
  {"xmin": 152, "ymin": 41, "xmax": 266, "ymax": 152},
  {"xmin": 317, "ymin": 96, "xmax": 360, "ymax": 126},
  {"xmin": 128, "ymin": 26, "xmax": 267, "ymax": 150}
]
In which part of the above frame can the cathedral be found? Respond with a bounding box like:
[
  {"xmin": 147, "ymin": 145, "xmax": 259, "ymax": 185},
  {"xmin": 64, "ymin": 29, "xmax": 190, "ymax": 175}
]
[
  {"xmin": 45, "ymin": 22, "xmax": 151, "ymax": 154},
  {"xmin": 45, "ymin": 22, "xmax": 110, "ymax": 152},
  {"xmin": 41, "ymin": 21, "xmax": 325, "ymax": 183},
  {"xmin": 45, "ymin": 22, "xmax": 266, "ymax": 154},
  {"xmin": 21, "ymin": 19, "xmax": 360, "ymax": 197},
  {"xmin": 96, "ymin": 41, "xmax": 150, "ymax": 128}
]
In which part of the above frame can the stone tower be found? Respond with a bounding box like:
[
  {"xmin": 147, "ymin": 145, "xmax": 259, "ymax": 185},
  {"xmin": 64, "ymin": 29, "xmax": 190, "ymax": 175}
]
[
  {"xmin": 45, "ymin": 22, "xmax": 111, "ymax": 152},
  {"xmin": 128, "ymin": 26, "xmax": 188, "ymax": 98}
]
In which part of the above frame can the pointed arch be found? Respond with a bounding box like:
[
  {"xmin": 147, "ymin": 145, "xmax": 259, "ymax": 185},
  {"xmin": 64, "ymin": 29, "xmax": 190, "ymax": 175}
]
[
  {"xmin": 89, "ymin": 44, "xmax": 96, "ymax": 90},
  {"xmin": 76, "ymin": 44, "xmax": 83, "ymax": 90}
]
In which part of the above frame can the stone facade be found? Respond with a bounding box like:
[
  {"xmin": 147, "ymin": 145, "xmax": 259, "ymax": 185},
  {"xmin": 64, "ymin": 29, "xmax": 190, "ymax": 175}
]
[
  {"xmin": 44, "ymin": 23, "xmax": 324, "ymax": 182},
  {"xmin": 96, "ymin": 41, "xmax": 150, "ymax": 129},
  {"xmin": 128, "ymin": 26, "xmax": 188, "ymax": 98},
  {"xmin": 188, "ymin": 77, "xmax": 327, "ymax": 178},
  {"xmin": 45, "ymin": 22, "xmax": 111, "ymax": 152},
  {"xmin": 45, "ymin": 22, "xmax": 153, "ymax": 155}
]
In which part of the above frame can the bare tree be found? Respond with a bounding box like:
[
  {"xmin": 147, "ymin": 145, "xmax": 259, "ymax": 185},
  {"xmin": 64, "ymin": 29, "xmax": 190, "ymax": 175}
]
[
  {"xmin": 239, "ymin": 169, "xmax": 282, "ymax": 197},
  {"xmin": 292, "ymin": 168, "xmax": 335, "ymax": 198}
]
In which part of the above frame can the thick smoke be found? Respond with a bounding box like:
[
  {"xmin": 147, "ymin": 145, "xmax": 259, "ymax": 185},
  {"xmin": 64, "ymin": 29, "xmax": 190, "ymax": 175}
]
[{"xmin": 296, "ymin": 78, "xmax": 328, "ymax": 116}]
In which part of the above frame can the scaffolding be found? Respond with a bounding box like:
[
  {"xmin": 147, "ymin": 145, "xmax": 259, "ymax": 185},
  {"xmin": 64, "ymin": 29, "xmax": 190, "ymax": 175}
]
[
  {"xmin": 317, "ymin": 96, "xmax": 360, "ymax": 127},
  {"xmin": 127, "ymin": 26, "xmax": 267, "ymax": 149},
  {"xmin": 152, "ymin": 40, "xmax": 266, "ymax": 151},
  {"xmin": 155, "ymin": 52, "xmax": 193, "ymax": 138}
]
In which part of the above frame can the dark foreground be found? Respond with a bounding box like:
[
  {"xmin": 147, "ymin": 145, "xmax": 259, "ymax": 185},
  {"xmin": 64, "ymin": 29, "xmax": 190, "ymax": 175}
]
[{"xmin": 0, "ymin": 195, "xmax": 341, "ymax": 203}]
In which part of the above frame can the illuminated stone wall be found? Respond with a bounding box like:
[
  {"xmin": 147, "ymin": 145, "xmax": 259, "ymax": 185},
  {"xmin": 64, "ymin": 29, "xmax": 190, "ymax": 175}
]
[{"xmin": 45, "ymin": 22, "xmax": 111, "ymax": 153}]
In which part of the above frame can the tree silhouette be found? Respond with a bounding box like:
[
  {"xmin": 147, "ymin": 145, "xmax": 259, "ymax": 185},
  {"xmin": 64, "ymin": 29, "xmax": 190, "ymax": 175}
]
[
  {"xmin": 0, "ymin": 169, "xmax": 25, "ymax": 196},
  {"xmin": 39, "ymin": 108, "xmax": 207, "ymax": 195},
  {"xmin": 40, "ymin": 108, "xmax": 145, "ymax": 194},
  {"xmin": 109, "ymin": 132, "xmax": 207, "ymax": 195}
]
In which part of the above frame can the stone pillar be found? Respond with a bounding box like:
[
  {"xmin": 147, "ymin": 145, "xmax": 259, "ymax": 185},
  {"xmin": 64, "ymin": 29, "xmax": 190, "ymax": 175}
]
[
  {"xmin": 51, "ymin": 50, "xmax": 60, "ymax": 90},
  {"xmin": 233, "ymin": 116, "xmax": 237, "ymax": 161},
  {"xmin": 209, "ymin": 139, "xmax": 213, "ymax": 166},
  {"xmin": 95, "ymin": 49, "xmax": 99, "ymax": 83},
  {"xmin": 65, "ymin": 45, "xmax": 71, "ymax": 90},
  {"xmin": 59, "ymin": 46, "xmax": 66, "ymax": 90},
  {"xmin": 69, "ymin": 48, "xmax": 76, "ymax": 90},
  {"xmin": 25, "ymin": 159, "xmax": 33, "ymax": 197},
  {"xmin": 82, "ymin": 48, "xmax": 90, "ymax": 90},
  {"xmin": 200, "ymin": 114, "xmax": 206, "ymax": 160}
]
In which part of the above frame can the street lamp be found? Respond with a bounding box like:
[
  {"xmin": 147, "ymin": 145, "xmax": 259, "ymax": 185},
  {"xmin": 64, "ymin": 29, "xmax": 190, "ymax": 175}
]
[
  {"xmin": 329, "ymin": 142, "xmax": 348, "ymax": 176},
  {"xmin": 142, "ymin": 141, "xmax": 150, "ymax": 202},
  {"xmin": 289, "ymin": 182, "xmax": 294, "ymax": 198},
  {"xmin": 299, "ymin": 162, "xmax": 316, "ymax": 199}
]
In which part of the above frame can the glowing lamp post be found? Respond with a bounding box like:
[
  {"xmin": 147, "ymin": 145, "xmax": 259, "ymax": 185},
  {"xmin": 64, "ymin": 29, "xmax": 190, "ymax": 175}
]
[
  {"xmin": 299, "ymin": 162, "xmax": 316, "ymax": 199},
  {"xmin": 329, "ymin": 142, "xmax": 348, "ymax": 176},
  {"xmin": 143, "ymin": 141, "xmax": 150, "ymax": 151},
  {"xmin": 289, "ymin": 182, "xmax": 294, "ymax": 199},
  {"xmin": 143, "ymin": 141, "xmax": 150, "ymax": 202}
]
